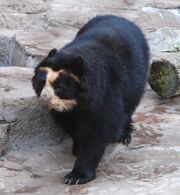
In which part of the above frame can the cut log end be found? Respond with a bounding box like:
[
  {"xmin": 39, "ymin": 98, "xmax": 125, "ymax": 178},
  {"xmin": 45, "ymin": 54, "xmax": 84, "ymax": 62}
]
[{"xmin": 148, "ymin": 60, "xmax": 179, "ymax": 99}]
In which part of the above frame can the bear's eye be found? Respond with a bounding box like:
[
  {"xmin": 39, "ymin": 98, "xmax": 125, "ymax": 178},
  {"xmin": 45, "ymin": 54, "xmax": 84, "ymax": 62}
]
[
  {"xmin": 53, "ymin": 74, "xmax": 69, "ymax": 89},
  {"xmin": 57, "ymin": 85, "xmax": 66, "ymax": 92}
]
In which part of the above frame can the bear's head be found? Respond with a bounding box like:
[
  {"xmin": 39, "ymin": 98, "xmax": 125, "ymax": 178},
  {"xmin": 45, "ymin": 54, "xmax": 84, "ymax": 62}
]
[
  {"xmin": 32, "ymin": 47, "xmax": 106, "ymax": 112},
  {"xmin": 32, "ymin": 48, "xmax": 84, "ymax": 112}
]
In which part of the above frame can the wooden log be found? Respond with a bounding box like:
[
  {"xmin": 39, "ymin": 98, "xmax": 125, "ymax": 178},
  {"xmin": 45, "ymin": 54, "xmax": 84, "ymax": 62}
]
[{"xmin": 148, "ymin": 52, "xmax": 180, "ymax": 98}]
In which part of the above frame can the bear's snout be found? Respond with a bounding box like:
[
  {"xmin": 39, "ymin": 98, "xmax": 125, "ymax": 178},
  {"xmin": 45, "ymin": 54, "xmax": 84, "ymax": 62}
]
[{"xmin": 39, "ymin": 83, "xmax": 54, "ymax": 110}]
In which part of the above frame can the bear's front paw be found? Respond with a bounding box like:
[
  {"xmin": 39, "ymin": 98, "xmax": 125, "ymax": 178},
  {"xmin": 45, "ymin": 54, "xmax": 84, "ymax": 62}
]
[{"xmin": 64, "ymin": 170, "xmax": 95, "ymax": 185}]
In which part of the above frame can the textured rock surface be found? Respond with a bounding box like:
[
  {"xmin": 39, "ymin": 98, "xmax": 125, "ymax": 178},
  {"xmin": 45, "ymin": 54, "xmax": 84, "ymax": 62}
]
[
  {"xmin": 148, "ymin": 28, "xmax": 180, "ymax": 52},
  {"xmin": 0, "ymin": 0, "xmax": 47, "ymax": 30},
  {"xmin": 46, "ymin": 0, "xmax": 180, "ymax": 31},
  {"xmin": 0, "ymin": 89, "xmax": 179, "ymax": 194},
  {"xmin": 0, "ymin": 67, "xmax": 63, "ymax": 152},
  {"xmin": 6, "ymin": 27, "xmax": 78, "ymax": 68},
  {"xmin": 1, "ymin": 0, "xmax": 180, "ymax": 67}
]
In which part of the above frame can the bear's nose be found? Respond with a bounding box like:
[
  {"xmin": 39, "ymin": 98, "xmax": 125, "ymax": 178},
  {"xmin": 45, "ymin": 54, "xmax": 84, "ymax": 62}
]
[{"xmin": 39, "ymin": 94, "xmax": 52, "ymax": 109}]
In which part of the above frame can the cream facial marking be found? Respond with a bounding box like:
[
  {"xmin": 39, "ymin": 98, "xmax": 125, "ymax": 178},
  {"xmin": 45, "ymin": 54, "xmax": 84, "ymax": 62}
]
[
  {"xmin": 40, "ymin": 67, "xmax": 80, "ymax": 83},
  {"xmin": 39, "ymin": 67, "xmax": 78, "ymax": 112}
]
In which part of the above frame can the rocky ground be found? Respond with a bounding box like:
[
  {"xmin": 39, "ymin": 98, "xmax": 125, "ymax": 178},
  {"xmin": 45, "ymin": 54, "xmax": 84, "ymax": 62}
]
[{"xmin": 0, "ymin": 0, "xmax": 180, "ymax": 194}]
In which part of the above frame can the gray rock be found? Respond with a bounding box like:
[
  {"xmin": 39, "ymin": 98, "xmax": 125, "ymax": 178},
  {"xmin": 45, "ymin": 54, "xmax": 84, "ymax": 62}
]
[
  {"xmin": 0, "ymin": 12, "xmax": 48, "ymax": 30},
  {"xmin": 0, "ymin": 0, "xmax": 46, "ymax": 14},
  {"xmin": 0, "ymin": 89, "xmax": 179, "ymax": 194},
  {"xmin": 1, "ymin": 0, "xmax": 180, "ymax": 68},
  {"xmin": 0, "ymin": 124, "xmax": 9, "ymax": 156},
  {"xmin": 0, "ymin": 67, "xmax": 63, "ymax": 152},
  {"xmin": 5, "ymin": 27, "xmax": 78, "ymax": 67},
  {"xmin": 0, "ymin": 30, "xmax": 16, "ymax": 66},
  {"xmin": 0, "ymin": 0, "xmax": 48, "ymax": 30},
  {"xmin": 135, "ymin": 7, "xmax": 180, "ymax": 32},
  {"xmin": 148, "ymin": 27, "xmax": 180, "ymax": 52},
  {"xmin": 145, "ymin": 0, "xmax": 180, "ymax": 9},
  {"xmin": 46, "ymin": 0, "xmax": 180, "ymax": 31}
]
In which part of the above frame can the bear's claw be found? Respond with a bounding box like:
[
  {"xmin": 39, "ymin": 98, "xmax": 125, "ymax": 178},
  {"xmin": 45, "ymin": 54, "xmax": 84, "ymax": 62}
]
[{"xmin": 64, "ymin": 171, "xmax": 95, "ymax": 185}]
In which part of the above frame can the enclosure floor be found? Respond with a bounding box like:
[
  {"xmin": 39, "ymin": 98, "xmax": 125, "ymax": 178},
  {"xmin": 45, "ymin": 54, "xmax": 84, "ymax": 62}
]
[{"xmin": 0, "ymin": 88, "xmax": 179, "ymax": 195}]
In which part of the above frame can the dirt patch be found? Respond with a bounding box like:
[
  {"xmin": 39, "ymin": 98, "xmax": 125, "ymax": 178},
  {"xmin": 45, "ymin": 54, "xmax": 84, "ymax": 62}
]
[
  {"xmin": 67, "ymin": 185, "xmax": 89, "ymax": 195},
  {"xmin": 123, "ymin": 0, "xmax": 134, "ymax": 6},
  {"xmin": 4, "ymin": 86, "xmax": 15, "ymax": 92},
  {"xmin": 150, "ymin": 106, "xmax": 167, "ymax": 114},
  {"xmin": 31, "ymin": 174, "xmax": 42, "ymax": 179},
  {"xmin": 134, "ymin": 113, "xmax": 165, "ymax": 124},
  {"xmin": 0, "ymin": 165, "xmax": 22, "ymax": 172},
  {"xmin": 134, "ymin": 165, "xmax": 178, "ymax": 182},
  {"xmin": 14, "ymin": 186, "xmax": 40, "ymax": 194},
  {"xmin": 134, "ymin": 126, "xmax": 163, "ymax": 145}
]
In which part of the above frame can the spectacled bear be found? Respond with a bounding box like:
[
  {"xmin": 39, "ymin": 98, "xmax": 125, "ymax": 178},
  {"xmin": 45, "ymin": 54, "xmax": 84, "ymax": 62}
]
[{"xmin": 32, "ymin": 15, "xmax": 149, "ymax": 185}]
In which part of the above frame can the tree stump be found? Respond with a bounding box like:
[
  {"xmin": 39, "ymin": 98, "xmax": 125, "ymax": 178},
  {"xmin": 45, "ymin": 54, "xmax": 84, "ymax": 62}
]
[{"xmin": 149, "ymin": 53, "xmax": 180, "ymax": 98}]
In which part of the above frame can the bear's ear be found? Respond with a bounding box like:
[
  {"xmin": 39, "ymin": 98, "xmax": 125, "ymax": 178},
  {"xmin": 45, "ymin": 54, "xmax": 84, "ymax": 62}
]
[{"xmin": 48, "ymin": 48, "xmax": 58, "ymax": 57}]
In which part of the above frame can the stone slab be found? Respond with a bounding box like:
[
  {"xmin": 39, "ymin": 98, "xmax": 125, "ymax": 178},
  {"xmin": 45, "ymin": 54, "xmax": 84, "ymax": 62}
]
[
  {"xmin": 46, "ymin": 0, "xmax": 180, "ymax": 31},
  {"xmin": 1, "ymin": 0, "xmax": 180, "ymax": 68},
  {"xmin": 148, "ymin": 27, "xmax": 180, "ymax": 52},
  {"xmin": 0, "ymin": 0, "xmax": 47, "ymax": 30},
  {"xmin": 4, "ymin": 25, "xmax": 180, "ymax": 69},
  {"xmin": 0, "ymin": 88, "xmax": 179, "ymax": 194},
  {"xmin": 0, "ymin": 30, "xmax": 16, "ymax": 66},
  {"xmin": 0, "ymin": 67, "xmax": 63, "ymax": 152},
  {"xmin": 5, "ymin": 27, "xmax": 78, "ymax": 68},
  {"xmin": 0, "ymin": 0, "xmax": 46, "ymax": 14}
]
